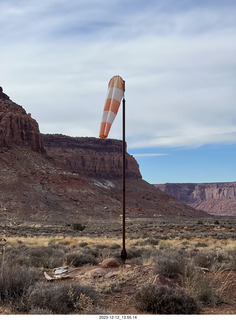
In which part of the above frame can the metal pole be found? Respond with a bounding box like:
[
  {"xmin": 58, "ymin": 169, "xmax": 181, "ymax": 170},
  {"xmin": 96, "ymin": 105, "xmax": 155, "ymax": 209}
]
[{"xmin": 121, "ymin": 80, "xmax": 127, "ymax": 263}]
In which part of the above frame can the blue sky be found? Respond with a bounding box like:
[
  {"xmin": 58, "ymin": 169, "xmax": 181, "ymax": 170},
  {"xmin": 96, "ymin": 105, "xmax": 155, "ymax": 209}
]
[
  {"xmin": 131, "ymin": 144, "xmax": 236, "ymax": 184},
  {"xmin": 0, "ymin": 0, "xmax": 236, "ymax": 184}
]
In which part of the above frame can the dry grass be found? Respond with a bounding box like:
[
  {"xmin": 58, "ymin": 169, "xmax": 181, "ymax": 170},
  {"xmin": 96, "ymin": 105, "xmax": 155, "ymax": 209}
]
[{"xmin": 4, "ymin": 235, "xmax": 235, "ymax": 252}]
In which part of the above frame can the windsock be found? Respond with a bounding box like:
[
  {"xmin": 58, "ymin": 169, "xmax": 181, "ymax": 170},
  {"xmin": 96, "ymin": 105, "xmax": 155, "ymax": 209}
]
[{"xmin": 99, "ymin": 75, "xmax": 124, "ymax": 138}]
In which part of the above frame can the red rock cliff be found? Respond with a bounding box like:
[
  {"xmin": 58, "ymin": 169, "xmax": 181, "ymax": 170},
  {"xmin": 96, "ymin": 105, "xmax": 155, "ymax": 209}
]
[
  {"xmin": 0, "ymin": 87, "xmax": 44, "ymax": 153},
  {"xmin": 42, "ymin": 134, "xmax": 142, "ymax": 179},
  {"xmin": 155, "ymin": 182, "xmax": 236, "ymax": 216}
]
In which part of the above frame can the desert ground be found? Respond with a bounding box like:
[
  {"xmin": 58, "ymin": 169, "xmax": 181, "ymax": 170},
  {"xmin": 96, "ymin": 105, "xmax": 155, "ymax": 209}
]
[{"xmin": 0, "ymin": 214, "xmax": 235, "ymax": 315}]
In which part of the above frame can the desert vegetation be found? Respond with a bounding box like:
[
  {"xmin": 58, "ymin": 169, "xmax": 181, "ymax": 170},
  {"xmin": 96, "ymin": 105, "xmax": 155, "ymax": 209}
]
[{"xmin": 0, "ymin": 215, "xmax": 235, "ymax": 314}]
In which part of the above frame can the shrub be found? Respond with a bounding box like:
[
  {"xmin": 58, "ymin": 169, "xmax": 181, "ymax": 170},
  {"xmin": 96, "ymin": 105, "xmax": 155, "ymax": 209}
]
[
  {"xmin": 78, "ymin": 242, "xmax": 88, "ymax": 247},
  {"xmin": 25, "ymin": 282, "xmax": 98, "ymax": 314},
  {"xmin": 92, "ymin": 244, "xmax": 108, "ymax": 250},
  {"xmin": 135, "ymin": 237, "xmax": 159, "ymax": 246},
  {"xmin": 134, "ymin": 284, "xmax": 199, "ymax": 314},
  {"xmin": 27, "ymin": 245, "xmax": 67, "ymax": 268},
  {"xmin": 185, "ymin": 272, "xmax": 219, "ymax": 306},
  {"xmin": 109, "ymin": 244, "xmax": 121, "ymax": 250},
  {"xmin": 195, "ymin": 242, "xmax": 208, "ymax": 248},
  {"xmin": 197, "ymin": 220, "xmax": 203, "ymax": 225},
  {"xmin": 193, "ymin": 250, "xmax": 216, "ymax": 269},
  {"xmin": 72, "ymin": 223, "xmax": 86, "ymax": 231},
  {"xmin": 0, "ymin": 261, "xmax": 39, "ymax": 302},
  {"xmin": 64, "ymin": 250, "xmax": 97, "ymax": 267},
  {"xmin": 230, "ymin": 249, "xmax": 236, "ymax": 271},
  {"xmin": 5, "ymin": 244, "xmax": 68, "ymax": 269},
  {"xmin": 154, "ymin": 251, "xmax": 185, "ymax": 279}
]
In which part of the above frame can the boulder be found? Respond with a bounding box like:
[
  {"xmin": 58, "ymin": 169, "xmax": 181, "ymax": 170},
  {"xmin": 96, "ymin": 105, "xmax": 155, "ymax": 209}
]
[{"xmin": 100, "ymin": 258, "xmax": 120, "ymax": 268}]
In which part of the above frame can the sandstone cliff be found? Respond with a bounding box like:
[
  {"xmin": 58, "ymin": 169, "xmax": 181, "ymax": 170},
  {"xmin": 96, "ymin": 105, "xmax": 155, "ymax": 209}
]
[
  {"xmin": 0, "ymin": 86, "xmax": 208, "ymax": 221},
  {"xmin": 42, "ymin": 134, "xmax": 142, "ymax": 179},
  {"xmin": 155, "ymin": 183, "xmax": 236, "ymax": 216},
  {"xmin": 0, "ymin": 87, "xmax": 44, "ymax": 153}
]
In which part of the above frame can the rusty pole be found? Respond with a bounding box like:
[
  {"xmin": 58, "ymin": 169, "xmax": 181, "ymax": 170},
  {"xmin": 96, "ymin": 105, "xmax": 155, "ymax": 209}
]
[{"xmin": 121, "ymin": 80, "xmax": 127, "ymax": 263}]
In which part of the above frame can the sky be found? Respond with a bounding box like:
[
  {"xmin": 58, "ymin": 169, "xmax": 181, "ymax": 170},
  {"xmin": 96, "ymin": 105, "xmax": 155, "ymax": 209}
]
[{"xmin": 0, "ymin": 0, "xmax": 236, "ymax": 184}]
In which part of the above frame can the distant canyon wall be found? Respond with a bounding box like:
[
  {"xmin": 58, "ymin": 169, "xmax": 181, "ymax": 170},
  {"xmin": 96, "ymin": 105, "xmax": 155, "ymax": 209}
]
[{"xmin": 155, "ymin": 183, "xmax": 236, "ymax": 216}]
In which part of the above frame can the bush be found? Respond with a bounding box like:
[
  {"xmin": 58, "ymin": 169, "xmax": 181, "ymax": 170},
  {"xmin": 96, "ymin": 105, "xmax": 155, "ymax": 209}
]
[
  {"xmin": 0, "ymin": 261, "xmax": 39, "ymax": 302},
  {"xmin": 154, "ymin": 251, "xmax": 185, "ymax": 279},
  {"xmin": 195, "ymin": 242, "xmax": 208, "ymax": 248},
  {"xmin": 193, "ymin": 250, "xmax": 216, "ymax": 269},
  {"xmin": 197, "ymin": 221, "xmax": 203, "ymax": 225},
  {"xmin": 109, "ymin": 244, "xmax": 121, "ymax": 250},
  {"xmin": 5, "ymin": 244, "xmax": 68, "ymax": 269},
  {"xmin": 72, "ymin": 223, "xmax": 86, "ymax": 231},
  {"xmin": 27, "ymin": 245, "xmax": 68, "ymax": 268},
  {"xmin": 134, "ymin": 284, "xmax": 199, "ymax": 314},
  {"xmin": 78, "ymin": 242, "xmax": 88, "ymax": 247},
  {"xmin": 127, "ymin": 247, "xmax": 152, "ymax": 259},
  {"xmin": 25, "ymin": 282, "xmax": 98, "ymax": 314},
  {"xmin": 64, "ymin": 250, "xmax": 97, "ymax": 267},
  {"xmin": 135, "ymin": 237, "xmax": 159, "ymax": 246},
  {"xmin": 185, "ymin": 272, "xmax": 219, "ymax": 306}
]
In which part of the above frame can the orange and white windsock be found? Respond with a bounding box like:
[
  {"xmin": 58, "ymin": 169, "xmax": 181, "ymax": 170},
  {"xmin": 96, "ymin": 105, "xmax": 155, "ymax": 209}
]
[{"xmin": 99, "ymin": 75, "xmax": 124, "ymax": 138}]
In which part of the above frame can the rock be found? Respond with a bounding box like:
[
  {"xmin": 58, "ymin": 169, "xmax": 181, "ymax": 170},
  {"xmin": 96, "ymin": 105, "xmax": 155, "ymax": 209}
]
[
  {"xmin": 100, "ymin": 258, "xmax": 120, "ymax": 268},
  {"xmin": 85, "ymin": 268, "xmax": 107, "ymax": 278},
  {"xmin": 42, "ymin": 134, "xmax": 142, "ymax": 179},
  {"xmin": 156, "ymin": 182, "xmax": 236, "ymax": 216},
  {"xmin": 105, "ymin": 271, "xmax": 119, "ymax": 278},
  {"xmin": 0, "ymin": 85, "xmax": 211, "ymax": 220},
  {"xmin": 0, "ymin": 87, "xmax": 9, "ymax": 100},
  {"xmin": 0, "ymin": 87, "xmax": 45, "ymax": 153},
  {"xmin": 153, "ymin": 274, "xmax": 178, "ymax": 288}
]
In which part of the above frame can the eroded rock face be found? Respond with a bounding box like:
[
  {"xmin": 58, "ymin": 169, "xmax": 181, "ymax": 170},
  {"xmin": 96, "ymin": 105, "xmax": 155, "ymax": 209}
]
[
  {"xmin": 0, "ymin": 86, "xmax": 209, "ymax": 219},
  {"xmin": 0, "ymin": 86, "xmax": 9, "ymax": 100},
  {"xmin": 0, "ymin": 87, "xmax": 44, "ymax": 153},
  {"xmin": 42, "ymin": 134, "xmax": 142, "ymax": 179},
  {"xmin": 155, "ymin": 183, "xmax": 236, "ymax": 216}
]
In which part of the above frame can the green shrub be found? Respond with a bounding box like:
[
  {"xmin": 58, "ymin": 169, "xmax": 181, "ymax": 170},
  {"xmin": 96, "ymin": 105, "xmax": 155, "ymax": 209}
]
[
  {"xmin": 25, "ymin": 282, "xmax": 98, "ymax": 314},
  {"xmin": 154, "ymin": 251, "xmax": 185, "ymax": 279},
  {"xmin": 193, "ymin": 251, "xmax": 216, "ymax": 269},
  {"xmin": 0, "ymin": 262, "xmax": 39, "ymax": 302},
  {"xmin": 27, "ymin": 245, "xmax": 67, "ymax": 268},
  {"xmin": 197, "ymin": 220, "xmax": 203, "ymax": 225},
  {"xmin": 135, "ymin": 237, "xmax": 159, "ymax": 246},
  {"xmin": 78, "ymin": 242, "xmax": 88, "ymax": 247},
  {"xmin": 134, "ymin": 284, "xmax": 199, "ymax": 314},
  {"xmin": 195, "ymin": 242, "xmax": 208, "ymax": 248},
  {"xmin": 109, "ymin": 244, "xmax": 121, "ymax": 250},
  {"xmin": 72, "ymin": 223, "xmax": 86, "ymax": 231},
  {"xmin": 185, "ymin": 272, "xmax": 219, "ymax": 306},
  {"xmin": 5, "ymin": 244, "xmax": 68, "ymax": 269},
  {"xmin": 64, "ymin": 250, "xmax": 97, "ymax": 267},
  {"xmin": 127, "ymin": 247, "xmax": 150, "ymax": 259}
]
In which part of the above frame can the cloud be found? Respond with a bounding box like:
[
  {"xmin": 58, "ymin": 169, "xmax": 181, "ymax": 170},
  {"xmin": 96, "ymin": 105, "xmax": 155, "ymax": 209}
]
[
  {"xmin": 132, "ymin": 153, "xmax": 168, "ymax": 157},
  {"xmin": 1, "ymin": 0, "xmax": 236, "ymax": 149}
]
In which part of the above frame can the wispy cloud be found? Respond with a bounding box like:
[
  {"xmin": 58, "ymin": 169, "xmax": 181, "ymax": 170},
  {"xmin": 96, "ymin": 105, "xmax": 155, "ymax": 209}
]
[
  {"xmin": 132, "ymin": 153, "xmax": 168, "ymax": 157},
  {"xmin": 1, "ymin": 0, "xmax": 236, "ymax": 149}
]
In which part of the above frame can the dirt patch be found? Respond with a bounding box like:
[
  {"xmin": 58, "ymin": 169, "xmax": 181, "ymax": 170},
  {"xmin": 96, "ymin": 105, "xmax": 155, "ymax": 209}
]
[{"xmin": 40, "ymin": 263, "xmax": 236, "ymax": 315}]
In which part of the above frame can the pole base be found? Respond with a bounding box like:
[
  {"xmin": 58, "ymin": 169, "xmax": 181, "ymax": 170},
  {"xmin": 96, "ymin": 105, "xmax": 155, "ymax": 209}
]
[{"xmin": 121, "ymin": 248, "xmax": 127, "ymax": 263}]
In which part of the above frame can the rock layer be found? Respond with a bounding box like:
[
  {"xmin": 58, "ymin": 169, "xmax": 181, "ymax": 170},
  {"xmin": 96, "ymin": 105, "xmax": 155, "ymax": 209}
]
[
  {"xmin": 42, "ymin": 134, "xmax": 142, "ymax": 179},
  {"xmin": 0, "ymin": 87, "xmax": 44, "ymax": 153},
  {"xmin": 0, "ymin": 86, "xmax": 209, "ymax": 219},
  {"xmin": 155, "ymin": 183, "xmax": 236, "ymax": 216}
]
